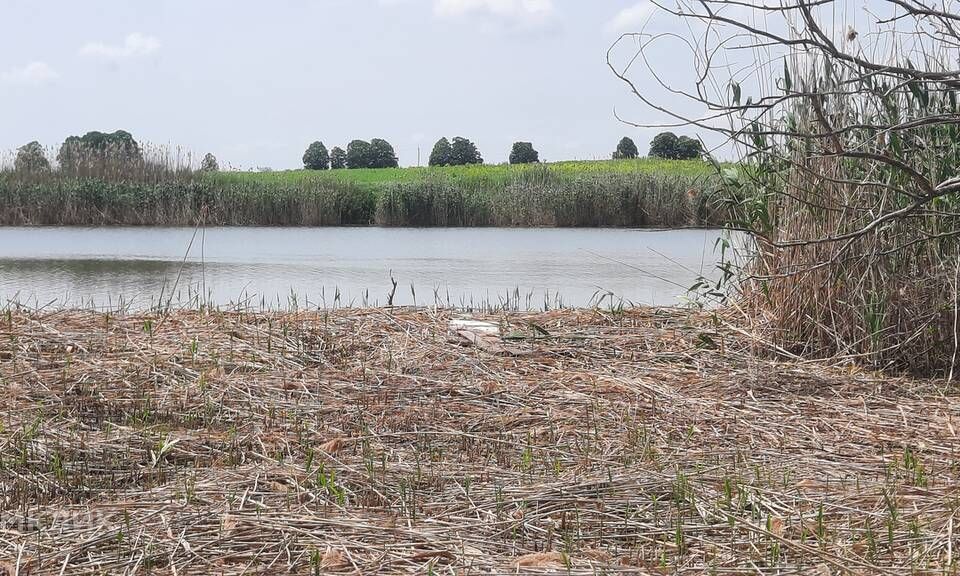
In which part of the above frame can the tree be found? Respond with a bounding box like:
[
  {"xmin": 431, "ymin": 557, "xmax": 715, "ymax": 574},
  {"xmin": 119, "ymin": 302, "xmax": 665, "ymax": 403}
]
[
  {"xmin": 648, "ymin": 132, "xmax": 680, "ymax": 159},
  {"xmin": 330, "ymin": 147, "xmax": 346, "ymax": 170},
  {"xmin": 200, "ymin": 153, "xmax": 219, "ymax": 172},
  {"xmin": 346, "ymin": 140, "xmax": 372, "ymax": 169},
  {"xmin": 429, "ymin": 137, "xmax": 453, "ymax": 167},
  {"xmin": 675, "ymin": 136, "xmax": 702, "ymax": 160},
  {"xmin": 648, "ymin": 132, "xmax": 702, "ymax": 160},
  {"xmin": 450, "ymin": 137, "xmax": 483, "ymax": 166},
  {"xmin": 303, "ymin": 141, "xmax": 330, "ymax": 170},
  {"xmin": 14, "ymin": 141, "xmax": 50, "ymax": 172},
  {"xmin": 108, "ymin": 130, "xmax": 141, "ymax": 160},
  {"xmin": 344, "ymin": 139, "xmax": 398, "ymax": 169},
  {"xmin": 56, "ymin": 136, "xmax": 83, "ymax": 170},
  {"xmin": 57, "ymin": 130, "xmax": 143, "ymax": 171},
  {"xmin": 613, "ymin": 137, "xmax": 639, "ymax": 159},
  {"xmin": 78, "ymin": 130, "xmax": 141, "ymax": 160},
  {"xmin": 509, "ymin": 142, "xmax": 539, "ymax": 164},
  {"xmin": 368, "ymin": 139, "xmax": 399, "ymax": 168}
]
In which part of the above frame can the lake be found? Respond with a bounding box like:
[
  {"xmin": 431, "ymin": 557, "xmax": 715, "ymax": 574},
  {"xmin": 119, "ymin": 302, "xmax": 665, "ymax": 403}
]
[{"xmin": 0, "ymin": 227, "xmax": 730, "ymax": 310}]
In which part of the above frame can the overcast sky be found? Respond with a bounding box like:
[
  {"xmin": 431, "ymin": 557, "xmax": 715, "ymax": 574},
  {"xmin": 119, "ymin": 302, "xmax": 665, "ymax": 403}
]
[{"xmin": 0, "ymin": 0, "xmax": 711, "ymax": 169}]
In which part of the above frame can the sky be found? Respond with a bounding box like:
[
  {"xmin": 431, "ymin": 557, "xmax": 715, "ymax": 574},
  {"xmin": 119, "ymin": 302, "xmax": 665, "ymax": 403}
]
[{"xmin": 0, "ymin": 0, "xmax": 711, "ymax": 169}]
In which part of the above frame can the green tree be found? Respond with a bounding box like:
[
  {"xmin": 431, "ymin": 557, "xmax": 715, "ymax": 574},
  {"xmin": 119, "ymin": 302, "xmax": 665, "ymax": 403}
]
[
  {"xmin": 450, "ymin": 137, "xmax": 483, "ymax": 166},
  {"xmin": 200, "ymin": 153, "xmax": 219, "ymax": 172},
  {"xmin": 509, "ymin": 141, "xmax": 539, "ymax": 164},
  {"xmin": 346, "ymin": 140, "xmax": 372, "ymax": 169},
  {"xmin": 82, "ymin": 130, "xmax": 141, "ymax": 160},
  {"xmin": 368, "ymin": 138, "xmax": 399, "ymax": 168},
  {"xmin": 429, "ymin": 137, "xmax": 453, "ymax": 167},
  {"xmin": 57, "ymin": 136, "xmax": 83, "ymax": 170},
  {"xmin": 330, "ymin": 146, "xmax": 347, "ymax": 170},
  {"xmin": 675, "ymin": 136, "xmax": 703, "ymax": 160},
  {"xmin": 57, "ymin": 130, "xmax": 143, "ymax": 171},
  {"xmin": 14, "ymin": 141, "xmax": 50, "ymax": 172},
  {"xmin": 613, "ymin": 136, "xmax": 639, "ymax": 159},
  {"xmin": 648, "ymin": 132, "xmax": 702, "ymax": 160},
  {"xmin": 302, "ymin": 141, "xmax": 330, "ymax": 170},
  {"xmin": 648, "ymin": 132, "xmax": 680, "ymax": 159}
]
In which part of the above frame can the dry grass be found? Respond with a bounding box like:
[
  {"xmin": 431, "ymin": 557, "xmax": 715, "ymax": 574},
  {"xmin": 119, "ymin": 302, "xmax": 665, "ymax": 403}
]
[
  {"xmin": 0, "ymin": 306, "xmax": 956, "ymax": 574},
  {"xmin": 719, "ymin": 30, "xmax": 960, "ymax": 377}
]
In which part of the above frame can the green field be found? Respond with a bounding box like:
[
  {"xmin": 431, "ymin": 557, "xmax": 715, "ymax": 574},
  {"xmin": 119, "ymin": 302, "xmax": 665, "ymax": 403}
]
[
  {"xmin": 210, "ymin": 158, "xmax": 714, "ymax": 188},
  {"xmin": 0, "ymin": 158, "xmax": 722, "ymax": 227},
  {"xmin": 218, "ymin": 158, "xmax": 707, "ymax": 180}
]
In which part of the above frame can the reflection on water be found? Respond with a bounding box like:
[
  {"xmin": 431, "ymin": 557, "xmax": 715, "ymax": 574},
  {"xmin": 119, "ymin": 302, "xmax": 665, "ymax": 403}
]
[{"xmin": 0, "ymin": 227, "xmax": 731, "ymax": 310}]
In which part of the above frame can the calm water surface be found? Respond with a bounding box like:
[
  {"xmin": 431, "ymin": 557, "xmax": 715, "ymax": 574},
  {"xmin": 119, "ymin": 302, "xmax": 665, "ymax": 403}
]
[{"xmin": 0, "ymin": 227, "xmax": 728, "ymax": 309}]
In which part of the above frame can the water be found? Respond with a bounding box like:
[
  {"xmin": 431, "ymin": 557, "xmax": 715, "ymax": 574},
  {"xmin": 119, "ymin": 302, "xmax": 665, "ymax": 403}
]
[{"xmin": 0, "ymin": 227, "xmax": 729, "ymax": 310}]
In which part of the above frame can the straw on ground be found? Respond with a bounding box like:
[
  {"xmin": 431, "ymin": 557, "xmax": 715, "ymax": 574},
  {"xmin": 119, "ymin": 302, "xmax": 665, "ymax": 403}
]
[{"xmin": 0, "ymin": 307, "xmax": 954, "ymax": 573}]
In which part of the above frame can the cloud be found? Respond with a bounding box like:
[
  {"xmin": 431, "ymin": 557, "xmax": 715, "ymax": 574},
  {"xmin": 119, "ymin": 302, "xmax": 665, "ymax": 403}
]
[
  {"xmin": 80, "ymin": 33, "xmax": 161, "ymax": 60},
  {"xmin": 606, "ymin": 2, "xmax": 655, "ymax": 33},
  {"xmin": 434, "ymin": 0, "xmax": 554, "ymax": 20},
  {"xmin": 1, "ymin": 61, "xmax": 59, "ymax": 86}
]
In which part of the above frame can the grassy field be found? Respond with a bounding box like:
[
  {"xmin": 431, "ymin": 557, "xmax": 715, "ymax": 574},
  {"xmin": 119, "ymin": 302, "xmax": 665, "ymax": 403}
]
[
  {"xmin": 0, "ymin": 159, "xmax": 723, "ymax": 227},
  {"xmin": 0, "ymin": 305, "xmax": 951, "ymax": 574},
  {"xmin": 210, "ymin": 158, "xmax": 715, "ymax": 187}
]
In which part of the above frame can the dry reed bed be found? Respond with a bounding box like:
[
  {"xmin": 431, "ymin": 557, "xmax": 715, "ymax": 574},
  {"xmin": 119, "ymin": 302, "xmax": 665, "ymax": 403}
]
[{"xmin": 0, "ymin": 307, "xmax": 956, "ymax": 574}]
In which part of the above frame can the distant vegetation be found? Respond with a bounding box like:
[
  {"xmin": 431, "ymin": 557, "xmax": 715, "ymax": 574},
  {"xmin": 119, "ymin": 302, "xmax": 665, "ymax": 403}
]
[
  {"xmin": 300, "ymin": 136, "xmax": 666, "ymax": 169},
  {"xmin": 429, "ymin": 137, "xmax": 483, "ymax": 167},
  {"xmin": 330, "ymin": 146, "xmax": 346, "ymax": 170},
  {"xmin": 301, "ymin": 139, "xmax": 399, "ymax": 170},
  {"xmin": 509, "ymin": 142, "xmax": 539, "ymax": 164},
  {"xmin": 58, "ymin": 130, "xmax": 143, "ymax": 173},
  {"xmin": 302, "ymin": 142, "xmax": 330, "ymax": 170},
  {"xmin": 0, "ymin": 131, "xmax": 717, "ymax": 227},
  {"xmin": 429, "ymin": 138, "xmax": 454, "ymax": 167},
  {"xmin": 648, "ymin": 132, "xmax": 703, "ymax": 160},
  {"xmin": 200, "ymin": 153, "xmax": 219, "ymax": 172},
  {"xmin": 0, "ymin": 156, "xmax": 718, "ymax": 228},
  {"xmin": 346, "ymin": 139, "xmax": 399, "ymax": 169},
  {"xmin": 14, "ymin": 141, "xmax": 49, "ymax": 173},
  {"xmin": 613, "ymin": 137, "xmax": 639, "ymax": 160}
]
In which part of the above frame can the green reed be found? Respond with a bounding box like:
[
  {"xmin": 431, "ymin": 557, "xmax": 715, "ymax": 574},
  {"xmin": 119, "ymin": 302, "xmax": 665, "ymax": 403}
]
[{"xmin": 0, "ymin": 157, "xmax": 720, "ymax": 227}]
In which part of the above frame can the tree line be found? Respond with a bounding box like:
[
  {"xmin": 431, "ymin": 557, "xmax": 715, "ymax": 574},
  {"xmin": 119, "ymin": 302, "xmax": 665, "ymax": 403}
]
[
  {"xmin": 614, "ymin": 134, "xmax": 702, "ymax": 160},
  {"xmin": 303, "ymin": 139, "xmax": 398, "ymax": 170},
  {"xmin": 301, "ymin": 137, "xmax": 546, "ymax": 170},
  {"xmin": 13, "ymin": 131, "xmax": 145, "ymax": 173},
  {"xmin": 301, "ymin": 133, "xmax": 701, "ymax": 170},
  {"xmin": 11, "ymin": 130, "xmax": 221, "ymax": 174},
  {"xmin": 9, "ymin": 130, "xmax": 703, "ymax": 174}
]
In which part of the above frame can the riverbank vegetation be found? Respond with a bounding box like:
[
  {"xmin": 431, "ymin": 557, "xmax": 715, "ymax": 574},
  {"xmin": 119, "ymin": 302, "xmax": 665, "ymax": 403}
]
[
  {"xmin": 1, "ymin": 305, "xmax": 953, "ymax": 574},
  {"xmin": 0, "ymin": 155, "xmax": 719, "ymax": 227},
  {"xmin": 2, "ymin": 127, "xmax": 717, "ymax": 227}
]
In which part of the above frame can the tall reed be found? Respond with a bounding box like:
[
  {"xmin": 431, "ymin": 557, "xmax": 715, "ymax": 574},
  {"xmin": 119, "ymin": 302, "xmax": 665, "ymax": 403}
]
[
  {"xmin": 0, "ymin": 157, "xmax": 720, "ymax": 228},
  {"xmin": 276, "ymin": 166, "xmax": 716, "ymax": 227},
  {"xmin": 725, "ymin": 44, "xmax": 960, "ymax": 376}
]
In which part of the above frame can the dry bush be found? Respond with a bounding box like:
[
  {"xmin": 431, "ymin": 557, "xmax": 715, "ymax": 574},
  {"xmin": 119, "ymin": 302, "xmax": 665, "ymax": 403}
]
[{"xmin": 611, "ymin": 0, "xmax": 960, "ymax": 376}]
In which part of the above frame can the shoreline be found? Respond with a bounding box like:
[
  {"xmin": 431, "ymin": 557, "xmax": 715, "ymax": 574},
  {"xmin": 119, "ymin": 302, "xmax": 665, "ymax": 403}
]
[{"xmin": 0, "ymin": 306, "xmax": 950, "ymax": 573}]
